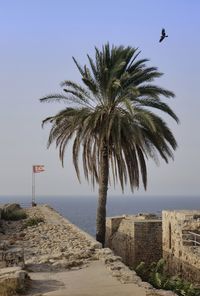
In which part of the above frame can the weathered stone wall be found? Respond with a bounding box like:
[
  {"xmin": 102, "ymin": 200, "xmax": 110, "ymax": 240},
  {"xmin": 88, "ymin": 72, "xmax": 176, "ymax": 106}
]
[
  {"xmin": 163, "ymin": 210, "xmax": 200, "ymax": 284},
  {"xmin": 106, "ymin": 216, "xmax": 136, "ymax": 266},
  {"xmin": 134, "ymin": 221, "xmax": 162, "ymax": 267},
  {"xmin": 106, "ymin": 214, "xmax": 162, "ymax": 268}
]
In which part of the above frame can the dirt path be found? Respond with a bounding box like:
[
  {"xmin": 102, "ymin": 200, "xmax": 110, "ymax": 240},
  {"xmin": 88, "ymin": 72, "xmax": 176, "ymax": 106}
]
[{"xmin": 25, "ymin": 261, "xmax": 147, "ymax": 296}]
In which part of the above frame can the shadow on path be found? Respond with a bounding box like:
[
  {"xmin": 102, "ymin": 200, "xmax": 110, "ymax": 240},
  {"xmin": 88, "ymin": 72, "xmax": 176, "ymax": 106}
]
[{"xmin": 26, "ymin": 278, "xmax": 64, "ymax": 295}]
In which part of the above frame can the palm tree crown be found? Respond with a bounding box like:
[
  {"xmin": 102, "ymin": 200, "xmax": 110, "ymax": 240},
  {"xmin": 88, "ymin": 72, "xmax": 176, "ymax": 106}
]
[
  {"xmin": 41, "ymin": 44, "xmax": 178, "ymax": 191},
  {"xmin": 40, "ymin": 44, "xmax": 178, "ymax": 245}
]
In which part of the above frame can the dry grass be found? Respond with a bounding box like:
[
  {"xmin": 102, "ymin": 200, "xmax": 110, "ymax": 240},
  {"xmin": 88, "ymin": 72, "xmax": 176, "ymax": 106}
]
[
  {"xmin": 0, "ymin": 277, "xmax": 19, "ymax": 296},
  {"xmin": 0, "ymin": 276, "xmax": 29, "ymax": 296}
]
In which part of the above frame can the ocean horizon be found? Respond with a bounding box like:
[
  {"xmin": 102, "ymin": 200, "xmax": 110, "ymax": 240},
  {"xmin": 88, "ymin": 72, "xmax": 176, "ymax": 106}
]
[{"xmin": 0, "ymin": 195, "xmax": 199, "ymax": 236}]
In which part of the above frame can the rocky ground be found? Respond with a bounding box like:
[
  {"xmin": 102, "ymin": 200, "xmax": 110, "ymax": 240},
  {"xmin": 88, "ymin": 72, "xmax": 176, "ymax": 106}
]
[{"xmin": 0, "ymin": 206, "xmax": 99, "ymax": 272}]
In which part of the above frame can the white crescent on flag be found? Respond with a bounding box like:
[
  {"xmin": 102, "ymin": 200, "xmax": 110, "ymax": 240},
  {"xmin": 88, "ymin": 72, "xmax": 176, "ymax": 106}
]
[{"xmin": 33, "ymin": 165, "xmax": 45, "ymax": 173}]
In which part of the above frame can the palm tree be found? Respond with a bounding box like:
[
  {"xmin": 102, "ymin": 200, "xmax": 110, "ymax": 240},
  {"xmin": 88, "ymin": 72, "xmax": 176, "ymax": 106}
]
[{"xmin": 40, "ymin": 44, "xmax": 179, "ymax": 246}]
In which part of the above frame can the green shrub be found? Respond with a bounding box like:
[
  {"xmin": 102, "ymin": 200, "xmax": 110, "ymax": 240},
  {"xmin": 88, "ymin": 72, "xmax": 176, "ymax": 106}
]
[
  {"xmin": 2, "ymin": 209, "xmax": 27, "ymax": 221},
  {"xmin": 135, "ymin": 259, "xmax": 200, "ymax": 296},
  {"xmin": 23, "ymin": 217, "xmax": 44, "ymax": 228},
  {"xmin": 135, "ymin": 261, "xmax": 149, "ymax": 281}
]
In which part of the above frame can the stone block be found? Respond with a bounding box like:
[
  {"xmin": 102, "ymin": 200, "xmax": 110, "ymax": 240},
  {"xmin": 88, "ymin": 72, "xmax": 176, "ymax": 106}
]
[{"xmin": 0, "ymin": 267, "xmax": 29, "ymax": 296}]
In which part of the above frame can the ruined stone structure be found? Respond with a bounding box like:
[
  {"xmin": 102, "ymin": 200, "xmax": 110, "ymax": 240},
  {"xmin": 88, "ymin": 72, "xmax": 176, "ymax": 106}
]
[
  {"xmin": 105, "ymin": 214, "xmax": 162, "ymax": 268},
  {"xmin": 163, "ymin": 210, "xmax": 200, "ymax": 284},
  {"xmin": 0, "ymin": 203, "xmax": 180, "ymax": 296},
  {"xmin": 106, "ymin": 210, "xmax": 200, "ymax": 285}
]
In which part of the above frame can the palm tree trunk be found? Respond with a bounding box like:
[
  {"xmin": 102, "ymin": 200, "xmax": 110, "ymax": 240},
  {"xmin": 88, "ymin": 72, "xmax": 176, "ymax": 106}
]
[{"xmin": 96, "ymin": 144, "xmax": 109, "ymax": 247}]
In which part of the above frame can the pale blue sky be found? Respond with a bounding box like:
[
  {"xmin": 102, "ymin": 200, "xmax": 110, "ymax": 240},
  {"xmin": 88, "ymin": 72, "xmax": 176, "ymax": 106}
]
[{"xmin": 0, "ymin": 0, "xmax": 200, "ymax": 196}]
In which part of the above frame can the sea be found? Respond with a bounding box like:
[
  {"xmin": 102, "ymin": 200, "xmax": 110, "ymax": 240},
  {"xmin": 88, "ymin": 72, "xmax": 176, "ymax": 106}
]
[{"xmin": 0, "ymin": 195, "xmax": 199, "ymax": 237}]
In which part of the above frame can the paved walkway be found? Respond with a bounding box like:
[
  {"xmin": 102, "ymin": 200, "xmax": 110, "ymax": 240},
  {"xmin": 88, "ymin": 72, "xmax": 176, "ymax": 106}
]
[{"xmin": 28, "ymin": 261, "xmax": 147, "ymax": 296}]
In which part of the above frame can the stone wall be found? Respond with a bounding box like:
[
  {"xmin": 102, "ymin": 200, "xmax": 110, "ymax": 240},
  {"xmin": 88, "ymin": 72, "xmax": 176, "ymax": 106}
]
[
  {"xmin": 134, "ymin": 221, "xmax": 162, "ymax": 267},
  {"xmin": 105, "ymin": 214, "xmax": 162, "ymax": 268},
  {"xmin": 163, "ymin": 210, "xmax": 200, "ymax": 284}
]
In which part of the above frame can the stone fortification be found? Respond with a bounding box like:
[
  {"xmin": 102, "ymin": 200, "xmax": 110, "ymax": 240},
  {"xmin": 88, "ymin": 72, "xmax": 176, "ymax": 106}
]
[
  {"xmin": 106, "ymin": 210, "xmax": 200, "ymax": 285},
  {"xmin": 163, "ymin": 210, "xmax": 200, "ymax": 284},
  {"xmin": 105, "ymin": 213, "xmax": 162, "ymax": 268},
  {"xmin": 0, "ymin": 204, "xmax": 179, "ymax": 296}
]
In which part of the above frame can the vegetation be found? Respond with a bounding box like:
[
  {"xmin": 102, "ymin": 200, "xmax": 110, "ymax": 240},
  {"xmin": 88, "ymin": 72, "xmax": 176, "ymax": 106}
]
[
  {"xmin": 0, "ymin": 275, "xmax": 29, "ymax": 296},
  {"xmin": 40, "ymin": 43, "xmax": 178, "ymax": 245},
  {"xmin": 0, "ymin": 282, "xmax": 17, "ymax": 296},
  {"xmin": 136, "ymin": 259, "xmax": 200, "ymax": 296},
  {"xmin": 2, "ymin": 209, "xmax": 27, "ymax": 221},
  {"xmin": 23, "ymin": 217, "xmax": 44, "ymax": 228}
]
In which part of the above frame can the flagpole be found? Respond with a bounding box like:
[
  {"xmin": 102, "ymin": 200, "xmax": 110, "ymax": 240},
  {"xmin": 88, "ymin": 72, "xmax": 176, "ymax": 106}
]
[
  {"xmin": 32, "ymin": 167, "xmax": 36, "ymax": 207},
  {"xmin": 32, "ymin": 165, "xmax": 44, "ymax": 207}
]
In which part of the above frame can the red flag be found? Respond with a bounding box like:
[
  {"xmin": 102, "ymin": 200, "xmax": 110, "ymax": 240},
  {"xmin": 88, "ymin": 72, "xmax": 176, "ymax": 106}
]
[{"xmin": 33, "ymin": 165, "xmax": 45, "ymax": 173}]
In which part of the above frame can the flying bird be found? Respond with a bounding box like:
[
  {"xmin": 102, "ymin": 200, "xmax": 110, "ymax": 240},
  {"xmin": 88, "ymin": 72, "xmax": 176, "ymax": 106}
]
[{"xmin": 159, "ymin": 28, "xmax": 168, "ymax": 43}]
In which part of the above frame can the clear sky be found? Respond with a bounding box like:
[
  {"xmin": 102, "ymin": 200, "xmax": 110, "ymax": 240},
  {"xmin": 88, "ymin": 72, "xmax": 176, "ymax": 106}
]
[{"xmin": 0, "ymin": 0, "xmax": 200, "ymax": 197}]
